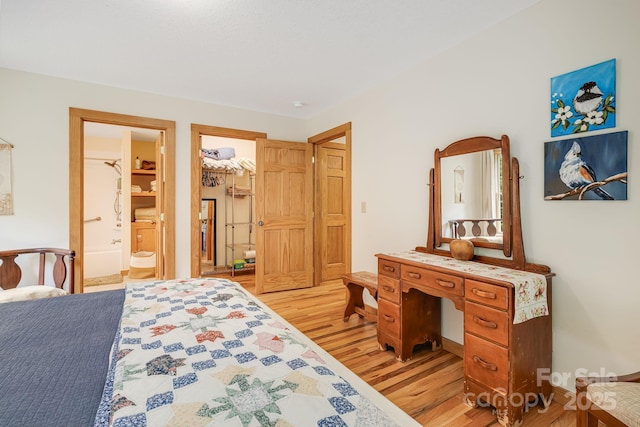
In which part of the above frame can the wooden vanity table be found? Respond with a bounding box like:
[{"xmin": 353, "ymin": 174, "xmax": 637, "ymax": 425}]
[{"xmin": 376, "ymin": 135, "xmax": 554, "ymax": 427}]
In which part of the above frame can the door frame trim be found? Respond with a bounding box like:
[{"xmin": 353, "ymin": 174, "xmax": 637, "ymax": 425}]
[
  {"xmin": 308, "ymin": 122, "xmax": 352, "ymax": 285},
  {"xmin": 190, "ymin": 124, "xmax": 266, "ymax": 278},
  {"xmin": 69, "ymin": 108, "xmax": 176, "ymax": 293}
]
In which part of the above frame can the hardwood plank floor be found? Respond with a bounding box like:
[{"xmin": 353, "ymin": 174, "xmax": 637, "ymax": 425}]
[{"xmin": 230, "ymin": 274, "xmax": 578, "ymax": 427}]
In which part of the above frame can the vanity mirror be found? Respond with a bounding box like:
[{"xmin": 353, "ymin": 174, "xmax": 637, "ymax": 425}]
[
  {"xmin": 436, "ymin": 135, "xmax": 511, "ymax": 255},
  {"xmin": 424, "ymin": 135, "xmax": 532, "ymax": 271}
]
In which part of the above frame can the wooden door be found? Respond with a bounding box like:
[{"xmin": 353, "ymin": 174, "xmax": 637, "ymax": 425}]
[
  {"xmin": 153, "ymin": 132, "xmax": 165, "ymax": 277},
  {"xmin": 255, "ymin": 138, "xmax": 313, "ymax": 293},
  {"xmin": 316, "ymin": 143, "xmax": 349, "ymax": 285},
  {"xmin": 131, "ymin": 223, "xmax": 156, "ymax": 252}
]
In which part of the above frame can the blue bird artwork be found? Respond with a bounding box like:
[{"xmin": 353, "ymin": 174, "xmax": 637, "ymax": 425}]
[
  {"xmin": 559, "ymin": 141, "xmax": 613, "ymax": 200},
  {"xmin": 543, "ymin": 131, "xmax": 627, "ymax": 201},
  {"xmin": 550, "ymin": 59, "xmax": 616, "ymax": 137}
]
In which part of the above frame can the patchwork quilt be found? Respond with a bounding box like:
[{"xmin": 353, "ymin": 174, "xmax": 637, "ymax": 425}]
[{"xmin": 94, "ymin": 278, "xmax": 416, "ymax": 427}]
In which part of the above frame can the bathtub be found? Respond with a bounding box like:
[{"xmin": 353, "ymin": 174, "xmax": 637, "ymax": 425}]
[{"xmin": 84, "ymin": 248, "xmax": 122, "ymax": 278}]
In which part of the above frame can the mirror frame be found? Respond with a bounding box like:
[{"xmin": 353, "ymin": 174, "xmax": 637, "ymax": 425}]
[
  {"xmin": 433, "ymin": 135, "xmax": 512, "ymax": 257},
  {"xmin": 422, "ymin": 134, "xmax": 550, "ymax": 273}
]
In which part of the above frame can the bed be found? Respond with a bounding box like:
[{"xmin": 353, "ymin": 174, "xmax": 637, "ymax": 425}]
[{"xmin": 0, "ymin": 277, "xmax": 418, "ymax": 427}]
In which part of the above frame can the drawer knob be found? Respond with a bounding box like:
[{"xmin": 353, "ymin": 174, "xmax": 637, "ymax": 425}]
[
  {"xmin": 472, "ymin": 288, "xmax": 496, "ymax": 299},
  {"xmin": 383, "ymin": 314, "xmax": 395, "ymax": 323},
  {"xmin": 473, "ymin": 355, "xmax": 497, "ymax": 371},
  {"xmin": 408, "ymin": 271, "xmax": 421, "ymax": 279},
  {"xmin": 382, "ymin": 285, "xmax": 395, "ymax": 293},
  {"xmin": 383, "ymin": 265, "xmax": 395, "ymax": 273},
  {"xmin": 435, "ymin": 279, "xmax": 455, "ymax": 288},
  {"xmin": 473, "ymin": 316, "xmax": 498, "ymax": 329}
]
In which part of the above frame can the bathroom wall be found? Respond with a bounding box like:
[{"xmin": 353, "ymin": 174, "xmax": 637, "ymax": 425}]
[{"xmin": 84, "ymin": 136, "xmax": 122, "ymax": 278}]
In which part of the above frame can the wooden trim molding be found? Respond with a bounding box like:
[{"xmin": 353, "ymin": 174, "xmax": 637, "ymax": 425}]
[
  {"xmin": 308, "ymin": 122, "xmax": 351, "ymax": 145},
  {"xmin": 442, "ymin": 338, "xmax": 464, "ymax": 358},
  {"xmin": 69, "ymin": 108, "xmax": 176, "ymax": 293}
]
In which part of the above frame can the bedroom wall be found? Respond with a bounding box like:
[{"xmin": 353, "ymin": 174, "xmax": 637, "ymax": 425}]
[
  {"xmin": 0, "ymin": 68, "xmax": 307, "ymax": 280},
  {"xmin": 307, "ymin": 0, "xmax": 640, "ymax": 390}
]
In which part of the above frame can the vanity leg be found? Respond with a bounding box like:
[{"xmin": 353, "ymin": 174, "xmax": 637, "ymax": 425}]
[
  {"xmin": 495, "ymin": 400, "xmax": 524, "ymax": 427},
  {"xmin": 462, "ymin": 393, "xmax": 479, "ymax": 408}
]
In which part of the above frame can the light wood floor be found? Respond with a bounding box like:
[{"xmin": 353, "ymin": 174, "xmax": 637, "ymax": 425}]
[
  {"xmin": 87, "ymin": 273, "xmax": 578, "ymax": 426},
  {"xmin": 232, "ymin": 274, "xmax": 578, "ymax": 427}
]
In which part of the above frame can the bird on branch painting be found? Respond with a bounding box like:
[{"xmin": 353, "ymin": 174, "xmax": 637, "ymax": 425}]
[{"xmin": 559, "ymin": 141, "xmax": 613, "ymax": 200}]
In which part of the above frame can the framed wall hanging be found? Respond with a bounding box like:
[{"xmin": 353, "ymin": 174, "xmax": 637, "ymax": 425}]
[
  {"xmin": 0, "ymin": 138, "xmax": 14, "ymax": 215},
  {"xmin": 550, "ymin": 59, "xmax": 616, "ymax": 137},
  {"xmin": 544, "ymin": 130, "xmax": 627, "ymax": 201}
]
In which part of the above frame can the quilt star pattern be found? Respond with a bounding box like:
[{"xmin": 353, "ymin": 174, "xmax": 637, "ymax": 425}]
[{"xmin": 94, "ymin": 278, "xmax": 406, "ymax": 427}]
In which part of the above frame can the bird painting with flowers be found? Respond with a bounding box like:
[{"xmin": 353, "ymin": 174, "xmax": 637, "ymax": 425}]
[
  {"xmin": 550, "ymin": 59, "xmax": 616, "ymax": 137},
  {"xmin": 544, "ymin": 131, "xmax": 628, "ymax": 201}
]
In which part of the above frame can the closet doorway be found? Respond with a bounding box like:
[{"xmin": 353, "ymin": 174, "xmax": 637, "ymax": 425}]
[
  {"xmin": 191, "ymin": 122, "xmax": 352, "ymax": 291},
  {"xmin": 69, "ymin": 108, "xmax": 176, "ymax": 294},
  {"xmin": 190, "ymin": 124, "xmax": 266, "ymax": 278},
  {"xmin": 201, "ymin": 136, "xmax": 256, "ymax": 275}
]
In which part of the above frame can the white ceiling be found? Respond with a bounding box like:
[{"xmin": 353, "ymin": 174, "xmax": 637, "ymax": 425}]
[{"xmin": 0, "ymin": 0, "xmax": 541, "ymax": 119}]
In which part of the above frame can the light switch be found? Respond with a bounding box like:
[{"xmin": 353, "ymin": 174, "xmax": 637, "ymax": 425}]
[{"xmin": 361, "ymin": 201, "xmax": 367, "ymax": 213}]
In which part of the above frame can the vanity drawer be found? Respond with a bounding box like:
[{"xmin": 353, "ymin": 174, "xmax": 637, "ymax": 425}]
[
  {"xmin": 378, "ymin": 275, "xmax": 401, "ymax": 304},
  {"xmin": 464, "ymin": 301, "xmax": 509, "ymax": 347},
  {"xmin": 465, "ymin": 279, "xmax": 509, "ymax": 311},
  {"xmin": 378, "ymin": 298, "xmax": 401, "ymax": 337},
  {"xmin": 465, "ymin": 333, "xmax": 508, "ymax": 391},
  {"xmin": 378, "ymin": 260, "xmax": 400, "ymax": 278},
  {"xmin": 401, "ymin": 265, "xmax": 463, "ymax": 296}
]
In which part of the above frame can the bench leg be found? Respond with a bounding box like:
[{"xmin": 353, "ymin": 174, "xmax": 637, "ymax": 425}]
[{"xmin": 343, "ymin": 282, "xmax": 365, "ymax": 321}]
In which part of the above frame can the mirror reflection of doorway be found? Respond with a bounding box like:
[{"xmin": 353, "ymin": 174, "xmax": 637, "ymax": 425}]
[{"xmin": 201, "ymin": 199, "xmax": 216, "ymax": 274}]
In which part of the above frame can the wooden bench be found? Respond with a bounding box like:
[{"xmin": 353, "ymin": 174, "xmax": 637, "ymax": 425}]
[{"xmin": 341, "ymin": 271, "xmax": 378, "ymax": 322}]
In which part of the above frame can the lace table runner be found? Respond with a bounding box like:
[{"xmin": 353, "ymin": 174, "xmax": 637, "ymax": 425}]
[{"xmin": 380, "ymin": 251, "xmax": 549, "ymax": 324}]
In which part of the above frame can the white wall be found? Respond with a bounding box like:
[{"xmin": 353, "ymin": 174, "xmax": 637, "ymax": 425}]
[
  {"xmin": 84, "ymin": 136, "xmax": 123, "ymax": 278},
  {"xmin": 308, "ymin": 0, "xmax": 639, "ymax": 388},
  {"xmin": 0, "ymin": 68, "xmax": 307, "ymax": 278}
]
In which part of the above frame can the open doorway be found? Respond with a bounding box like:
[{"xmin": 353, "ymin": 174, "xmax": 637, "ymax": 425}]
[
  {"xmin": 200, "ymin": 136, "xmax": 256, "ymax": 276},
  {"xmin": 83, "ymin": 123, "xmax": 161, "ymax": 287},
  {"xmin": 190, "ymin": 124, "xmax": 265, "ymax": 278},
  {"xmin": 69, "ymin": 108, "xmax": 176, "ymax": 294},
  {"xmin": 190, "ymin": 123, "xmax": 352, "ymax": 289}
]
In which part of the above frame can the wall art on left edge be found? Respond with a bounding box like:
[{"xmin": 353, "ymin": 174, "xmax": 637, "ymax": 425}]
[
  {"xmin": 544, "ymin": 130, "xmax": 627, "ymax": 201},
  {"xmin": 0, "ymin": 144, "xmax": 13, "ymax": 215},
  {"xmin": 550, "ymin": 58, "xmax": 616, "ymax": 137}
]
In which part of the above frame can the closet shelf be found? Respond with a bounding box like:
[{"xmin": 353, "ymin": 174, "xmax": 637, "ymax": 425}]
[
  {"xmin": 132, "ymin": 169, "xmax": 156, "ymax": 176},
  {"xmin": 225, "ymin": 172, "xmax": 255, "ymax": 277},
  {"xmin": 226, "ymin": 243, "xmax": 255, "ymax": 249},
  {"xmin": 132, "ymin": 192, "xmax": 156, "ymax": 197},
  {"xmin": 225, "ymin": 221, "xmax": 254, "ymax": 227}
]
